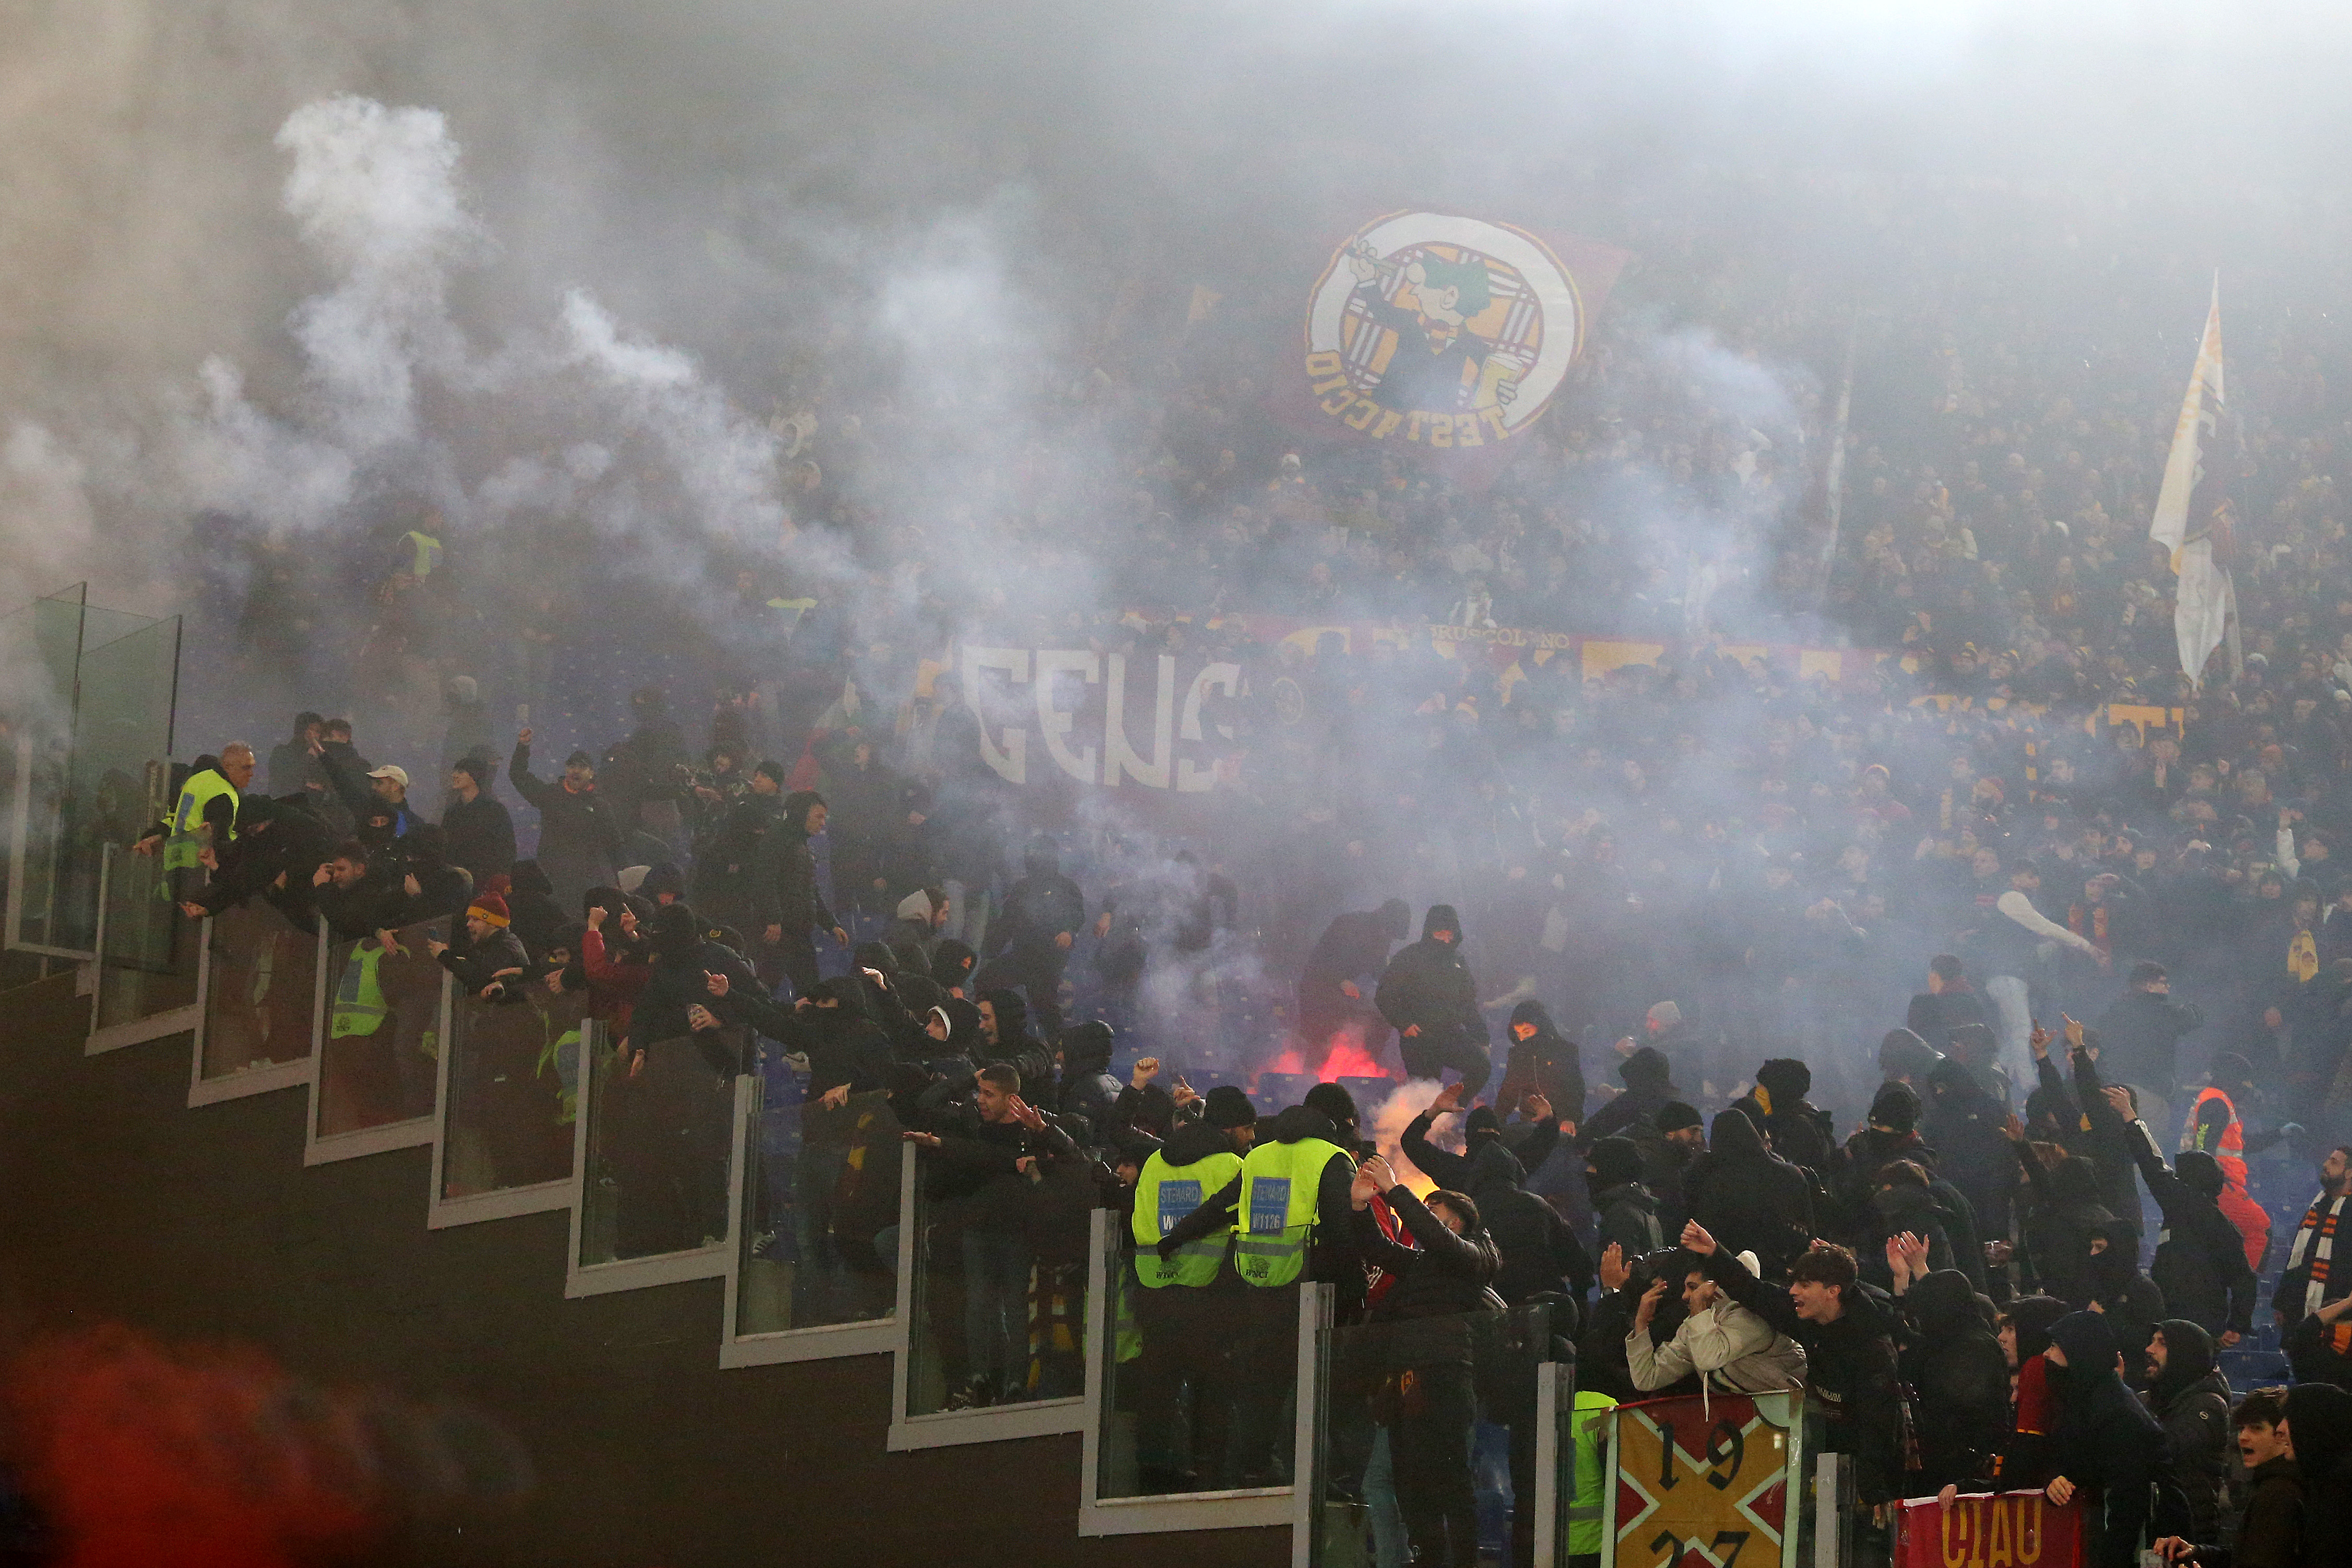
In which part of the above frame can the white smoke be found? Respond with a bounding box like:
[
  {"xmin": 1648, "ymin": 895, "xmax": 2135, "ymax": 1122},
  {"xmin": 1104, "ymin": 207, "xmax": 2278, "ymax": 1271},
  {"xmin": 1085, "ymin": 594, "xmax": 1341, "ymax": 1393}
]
[
  {"xmin": 277, "ymin": 96, "xmax": 483, "ymax": 457},
  {"xmin": 558, "ymin": 289, "xmax": 791, "ymax": 549}
]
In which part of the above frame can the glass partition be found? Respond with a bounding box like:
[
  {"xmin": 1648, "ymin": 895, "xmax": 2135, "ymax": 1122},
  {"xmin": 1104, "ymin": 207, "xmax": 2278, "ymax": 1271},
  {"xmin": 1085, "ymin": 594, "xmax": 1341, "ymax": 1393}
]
[
  {"xmin": 578, "ymin": 1024, "xmax": 739, "ymax": 1265},
  {"xmin": 3, "ymin": 586, "xmax": 90, "ymax": 955},
  {"xmin": 1090, "ymin": 1204, "xmax": 1254, "ymax": 1499},
  {"xmin": 196, "ymin": 903, "xmax": 321, "ymax": 1086},
  {"xmin": 315, "ymin": 919, "xmax": 447, "ymax": 1138},
  {"xmin": 51, "ymin": 611, "xmax": 179, "ymax": 956},
  {"xmin": 901, "ymin": 1137, "xmax": 1092, "ymax": 1422},
  {"xmin": 1310, "ymin": 1301, "xmax": 1563, "ymax": 1568},
  {"xmin": 90, "ymin": 841, "xmax": 200, "ymax": 1044},
  {"xmin": 438, "ymin": 982, "xmax": 580, "ymax": 1203},
  {"xmin": 733, "ymin": 1061, "xmax": 900, "ymax": 1338}
]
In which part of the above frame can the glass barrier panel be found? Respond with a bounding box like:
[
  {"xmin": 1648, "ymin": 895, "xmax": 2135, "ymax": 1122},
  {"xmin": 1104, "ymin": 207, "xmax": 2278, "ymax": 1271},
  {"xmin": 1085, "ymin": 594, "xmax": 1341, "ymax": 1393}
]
[
  {"xmin": 50, "ymin": 610, "xmax": 175, "ymax": 956},
  {"xmin": 578, "ymin": 1024, "xmax": 737, "ymax": 1264},
  {"xmin": 441, "ymin": 981, "xmax": 581, "ymax": 1199},
  {"xmin": 903, "ymin": 1136, "xmax": 1093, "ymax": 1418},
  {"xmin": 315, "ymin": 919, "xmax": 445, "ymax": 1134},
  {"xmin": 199, "ymin": 902, "xmax": 320, "ymax": 1080},
  {"xmin": 93, "ymin": 844, "xmax": 199, "ymax": 1033},
  {"xmin": 732, "ymin": 1061, "xmax": 900, "ymax": 1337},
  {"xmin": 1091, "ymin": 1201, "xmax": 1273, "ymax": 1499},
  {"xmin": 1313, "ymin": 1302, "xmax": 1561, "ymax": 1568},
  {"xmin": 4, "ymin": 587, "xmax": 88, "ymax": 952}
]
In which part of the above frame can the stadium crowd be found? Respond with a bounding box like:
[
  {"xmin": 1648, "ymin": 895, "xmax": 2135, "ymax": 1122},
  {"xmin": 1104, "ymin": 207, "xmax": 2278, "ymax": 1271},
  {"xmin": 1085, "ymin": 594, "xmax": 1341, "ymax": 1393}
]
[{"xmin": 129, "ymin": 170, "xmax": 2352, "ymax": 1568}]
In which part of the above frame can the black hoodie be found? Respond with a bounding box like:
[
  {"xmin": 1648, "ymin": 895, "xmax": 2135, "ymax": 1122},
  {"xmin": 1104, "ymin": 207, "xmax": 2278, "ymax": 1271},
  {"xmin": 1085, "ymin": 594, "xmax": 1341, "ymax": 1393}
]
[
  {"xmin": 1496, "ymin": 1000, "xmax": 1585, "ymax": 1124},
  {"xmin": 1586, "ymin": 1136, "xmax": 1664, "ymax": 1259},
  {"xmin": 505, "ymin": 859, "xmax": 566, "ymax": 961},
  {"xmin": 1684, "ymin": 1109, "xmax": 1814, "ymax": 1281},
  {"xmin": 767, "ymin": 789, "xmax": 837, "ymax": 936},
  {"xmin": 2146, "ymin": 1320, "xmax": 2233, "ymax": 1547},
  {"xmin": 1374, "ymin": 904, "xmax": 1487, "ymax": 1049},
  {"xmin": 1300, "ymin": 897, "xmax": 1410, "ymax": 997},
  {"xmin": 1578, "ymin": 1046, "xmax": 1679, "ymax": 1146},
  {"xmin": 996, "ymin": 839, "xmax": 1085, "ymax": 962},
  {"xmin": 2044, "ymin": 1311, "xmax": 2189, "ymax": 1568},
  {"xmin": 2126, "ymin": 1124, "xmax": 2258, "ymax": 1337},
  {"xmin": 2286, "ymin": 1383, "xmax": 2352, "ymax": 1568},
  {"xmin": 1401, "ymin": 1111, "xmax": 1586, "ymax": 1308},
  {"xmin": 1900, "ymin": 1268, "xmax": 2011, "ymax": 1492}
]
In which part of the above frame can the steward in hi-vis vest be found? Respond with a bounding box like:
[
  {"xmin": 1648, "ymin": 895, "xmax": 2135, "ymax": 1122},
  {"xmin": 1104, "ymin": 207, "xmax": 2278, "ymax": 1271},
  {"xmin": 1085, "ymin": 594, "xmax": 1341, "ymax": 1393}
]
[
  {"xmin": 332, "ymin": 934, "xmax": 401, "ymax": 1039},
  {"xmin": 1157, "ymin": 1090, "xmax": 1363, "ymax": 1291},
  {"xmin": 1121, "ymin": 1086, "xmax": 1260, "ymax": 1495},
  {"xmin": 1132, "ymin": 1132, "xmax": 1246, "ymax": 1288}
]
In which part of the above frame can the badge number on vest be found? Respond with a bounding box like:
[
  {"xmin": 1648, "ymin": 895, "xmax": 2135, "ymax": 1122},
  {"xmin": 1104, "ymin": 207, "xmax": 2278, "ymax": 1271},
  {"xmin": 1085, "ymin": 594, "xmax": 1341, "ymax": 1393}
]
[
  {"xmin": 1249, "ymin": 1177, "xmax": 1292, "ymax": 1234},
  {"xmin": 1157, "ymin": 1179, "xmax": 1203, "ymax": 1236}
]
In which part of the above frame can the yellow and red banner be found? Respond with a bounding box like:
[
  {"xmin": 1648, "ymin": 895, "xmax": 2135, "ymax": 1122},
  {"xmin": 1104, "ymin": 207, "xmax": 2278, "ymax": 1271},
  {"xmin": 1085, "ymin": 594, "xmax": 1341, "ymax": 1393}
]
[{"xmin": 1892, "ymin": 1491, "xmax": 2084, "ymax": 1568}]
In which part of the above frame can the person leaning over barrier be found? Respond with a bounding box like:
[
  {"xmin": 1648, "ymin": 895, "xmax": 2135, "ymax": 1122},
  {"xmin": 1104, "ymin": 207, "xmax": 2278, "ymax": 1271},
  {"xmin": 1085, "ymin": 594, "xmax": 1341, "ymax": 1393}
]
[
  {"xmin": 1679, "ymin": 1220, "xmax": 1903, "ymax": 1519},
  {"xmin": 1626, "ymin": 1246, "xmax": 1806, "ymax": 1397}
]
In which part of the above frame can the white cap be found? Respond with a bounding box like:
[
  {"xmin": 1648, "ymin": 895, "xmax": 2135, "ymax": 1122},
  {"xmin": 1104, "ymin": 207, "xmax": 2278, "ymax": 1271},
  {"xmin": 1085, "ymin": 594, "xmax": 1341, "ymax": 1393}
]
[{"xmin": 366, "ymin": 764, "xmax": 410, "ymax": 789}]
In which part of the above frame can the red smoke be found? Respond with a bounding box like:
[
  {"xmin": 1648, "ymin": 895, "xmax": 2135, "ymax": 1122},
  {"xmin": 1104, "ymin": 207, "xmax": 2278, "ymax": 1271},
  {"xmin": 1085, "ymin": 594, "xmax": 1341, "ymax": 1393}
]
[
  {"xmin": 9, "ymin": 1327, "xmax": 387, "ymax": 1568},
  {"xmin": 1262, "ymin": 1034, "xmax": 1392, "ymax": 1083}
]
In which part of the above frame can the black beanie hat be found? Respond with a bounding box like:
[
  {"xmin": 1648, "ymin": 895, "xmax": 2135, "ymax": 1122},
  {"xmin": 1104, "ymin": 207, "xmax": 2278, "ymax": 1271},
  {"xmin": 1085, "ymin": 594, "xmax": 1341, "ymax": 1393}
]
[
  {"xmin": 2175, "ymin": 1149, "xmax": 2226, "ymax": 1198},
  {"xmin": 1755, "ymin": 1059, "xmax": 1811, "ymax": 1104},
  {"xmin": 1304, "ymin": 1081, "xmax": 1360, "ymax": 1132},
  {"xmin": 1465, "ymin": 1106, "xmax": 1503, "ymax": 1139},
  {"xmin": 1869, "ymin": 1080, "xmax": 1922, "ymax": 1134},
  {"xmin": 1656, "ymin": 1100, "xmax": 1704, "ymax": 1134},
  {"xmin": 1204, "ymin": 1086, "xmax": 1257, "ymax": 1129},
  {"xmin": 1586, "ymin": 1136, "xmax": 1644, "ymax": 1190}
]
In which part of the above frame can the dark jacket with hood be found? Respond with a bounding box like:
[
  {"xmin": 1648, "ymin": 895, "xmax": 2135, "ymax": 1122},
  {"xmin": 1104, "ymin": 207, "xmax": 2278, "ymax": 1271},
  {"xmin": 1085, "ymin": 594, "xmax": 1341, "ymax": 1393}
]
[
  {"xmin": 1402, "ymin": 1112, "xmax": 1586, "ymax": 1309},
  {"xmin": 1703, "ymin": 1246, "xmax": 1905, "ymax": 1505},
  {"xmin": 2021, "ymin": 1151, "xmax": 2118, "ymax": 1307},
  {"xmin": 1734, "ymin": 1058, "xmax": 1836, "ymax": 1183},
  {"xmin": 1300, "ymin": 898, "xmax": 1410, "ymax": 1004},
  {"xmin": 1683, "ymin": 1109, "xmax": 1814, "ymax": 1282},
  {"xmin": 1160, "ymin": 1106, "xmax": 1358, "ymax": 1286},
  {"xmin": 1374, "ymin": 905, "xmax": 1487, "ymax": 1051},
  {"xmin": 2093, "ymin": 986, "xmax": 2205, "ymax": 1097},
  {"xmin": 930, "ymin": 938, "xmax": 979, "ymax": 996},
  {"xmin": 2127, "ymin": 1122, "xmax": 2258, "ymax": 1337},
  {"xmin": 1054, "ymin": 1021, "xmax": 1123, "ymax": 1145},
  {"xmin": 1899, "ymin": 1268, "xmax": 2011, "ymax": 1492},
  {"xmin": 2285, "ymin": 1383, "xmax": 2352, "ymax": 1568},
  {"xmin": 1858, "ymin": 1172, "xmax": 1959, "ymax": 1289},
  {"xmin": 2043, "ymin": 1311, "xmax": 2190, "ymax": 1568},
  {"xmin": 194, "ymin": 792, "xmax": 336, "ymax": 925},
  {"xmin": 505, "ymin": 860, "xmax": 567, "ymax": 961},
  {"xmin": 1924, "ymin": 1054, "xmax": 2016, "ymax": 1241},
  {"xmin": 1494, "ymin": 1000, "xmax": 1585, "ymax": 1125},
  {"xmin": 2203, "ymin": 1452, "xmax": 2304, "ymax": 1568},
  {"xmin": 765, "ymin": 790, "xmax": 838, "ymax": 936},
  {"xmin": 631, "ymin": 911, "xmax": 763, "ymax": 1071},
  {"xmin": 1579, "ymin": 1046, "xmax": 1677, "ymax": 1147},
  {"xmin": 1586, "ymin": 1137, "xmax": 1664, "ymax": 1260},
  {"xmin": 718, "ymin": 974, "xmax": 894, "ymax": 1099},
  {"xmin": 2146, "ymin": 1320, "xmax": 2234, "ymax": 1548},
  {"xmin": 994, "ymin": 840, "xmax": 1084, "ymax": 964},
  {"xmin": 441, "ymin": 788, "xmax": 516, "ymax": 885}
]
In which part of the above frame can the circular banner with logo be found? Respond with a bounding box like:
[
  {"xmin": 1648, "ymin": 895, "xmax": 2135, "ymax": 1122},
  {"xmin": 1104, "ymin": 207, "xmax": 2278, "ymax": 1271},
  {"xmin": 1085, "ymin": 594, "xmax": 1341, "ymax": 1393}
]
[{"xmin": 1302, "ymin": 211, "xmax": 1582, "ymax": 452}]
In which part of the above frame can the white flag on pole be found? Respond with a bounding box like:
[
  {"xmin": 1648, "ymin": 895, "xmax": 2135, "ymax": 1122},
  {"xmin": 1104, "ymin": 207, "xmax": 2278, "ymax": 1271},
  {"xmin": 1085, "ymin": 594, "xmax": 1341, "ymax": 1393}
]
[{"xmin": 2148, "ymin": 279, "xmax": 2239, "ymax": 688}]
